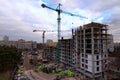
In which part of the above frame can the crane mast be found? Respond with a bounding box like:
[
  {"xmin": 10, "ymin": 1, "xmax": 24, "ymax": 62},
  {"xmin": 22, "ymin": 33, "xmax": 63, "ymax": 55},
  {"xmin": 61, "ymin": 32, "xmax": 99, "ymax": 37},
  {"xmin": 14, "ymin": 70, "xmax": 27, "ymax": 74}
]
[
  {"xmin": 33, "ymin": 30, "xmax": 54, "ymax": 60},
  {"xmin": 42, "ymin": 31, "xmax": 45, "ymax": 59},
  {"xmin": 41, "ymin": 3, "xmax": 87, "ymax": 66},
  {"xmin": 57, "ymin": 3, "xmax": 61, "ymax": 66}
]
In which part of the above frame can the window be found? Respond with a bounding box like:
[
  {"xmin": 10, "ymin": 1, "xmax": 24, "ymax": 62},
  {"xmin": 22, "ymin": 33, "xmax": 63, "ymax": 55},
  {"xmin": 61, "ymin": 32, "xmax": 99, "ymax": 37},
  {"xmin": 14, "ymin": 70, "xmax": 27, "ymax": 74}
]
[
  {"xmin": 96, "ymin": 55, "xmax": 99, "ymax": 59},
  {"xmin": 117, "ymin": 68, "xmax": 120, "ymax": 71},
  {"xmin": 82, "ymin": 54, "xmax": 84, "ymax": 57},
  {"xmin": 85, "ymin": 60, "xmax": 88, "ymax": 63},
  {"xmin": 96, "ymin": 61, "xmax": 99, "ymax": 65},
  {"xmin": 82, "ymin": 59, "xmax": 84, "ymax": 62},
  {"xmin": 82, "ymin": 64, "xmax": 84, "ymax": 67},
  {"xmin": 105, "ymin": 60, "xmax": 107, "ymax": 63},
  {"xmin": 105, "ymin": 54, "xmax": 106, "ymax": 57},
  {"xmin": 82, "ymin": 49, "xmax": 84, "ymax": 53},
  {"xmin": 85, "ymin": 54, "xmax": 88, "ymax": 58},
  {"xmin": 97, "ymin": 67, "xmax": 99, "ymax": 71},
  {"xmin": 85, "ymin": 65, "xmax": 88, "ymax": 69}
]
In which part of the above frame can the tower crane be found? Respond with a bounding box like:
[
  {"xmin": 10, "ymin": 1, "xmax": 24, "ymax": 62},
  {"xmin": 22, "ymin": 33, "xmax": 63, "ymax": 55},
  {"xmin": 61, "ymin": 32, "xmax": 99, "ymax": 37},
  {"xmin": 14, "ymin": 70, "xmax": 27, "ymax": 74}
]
[
  {"xmin": 33, "ymin": 30, "xmax": 54, "ymax": 60},
  {"xmin": 33, "ymin": 29, "xmax": 72, "ymax": 60},
  {"xmin": 41, "ymin": 3, "xmax": 88, "ymax": 66}
]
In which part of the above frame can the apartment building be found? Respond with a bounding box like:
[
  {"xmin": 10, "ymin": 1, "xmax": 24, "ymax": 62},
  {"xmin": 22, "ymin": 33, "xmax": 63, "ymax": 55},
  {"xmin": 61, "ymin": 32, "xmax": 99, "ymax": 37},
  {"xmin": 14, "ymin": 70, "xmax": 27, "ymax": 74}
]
[
  {"xmin": 74, "ymin": 22, "xmax": 109, "ymax": 80},
  {"xmin": 3, "ymin": 35, "xmax": 9, "ymax": 42},
  {"xmin": 107, "ymin": 34, "xmax": 114, "ymax": 52},
  {"xmin": 44, "ymin": 46, "xmax": 56, "ymax": 61},
  {"xmin": 18, "ymin": 39, "xmax": 37, "ymax": 50},
  {"xmin": 60, "ymin": 37, "xmax": 75, "ymax": 68},
  {"xmin": 18, "ymin": 39, "xmax": 26, "ymax": 49},
  {"xmin": 0, "ymin": 38, "xmax": 37, "ymax": 50}
]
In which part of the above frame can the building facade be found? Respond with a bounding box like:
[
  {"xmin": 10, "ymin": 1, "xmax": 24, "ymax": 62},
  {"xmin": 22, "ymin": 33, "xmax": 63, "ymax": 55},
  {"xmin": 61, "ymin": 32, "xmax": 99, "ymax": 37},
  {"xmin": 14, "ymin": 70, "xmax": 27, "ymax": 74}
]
[
  {"xmin": 3, "ymin": 35, "xmax": 9, "ymax": 42},
  {"xmin": 74, "ymin": 22, "xmax": 109, "ymax": 79},
  {"xmin": 107, "ymin": 34, "xmax": 114, "ymax": 52},
  {"xmin": 60, "ymin": 37, "xmax": 74, "ymax": 68},
  {"xmin": 44, "ymin": 46, "xmax": 55, "ymax": 60},
  {"xmin": 0, "ymin": 38, "xmax": 37, "ymax": 50}
]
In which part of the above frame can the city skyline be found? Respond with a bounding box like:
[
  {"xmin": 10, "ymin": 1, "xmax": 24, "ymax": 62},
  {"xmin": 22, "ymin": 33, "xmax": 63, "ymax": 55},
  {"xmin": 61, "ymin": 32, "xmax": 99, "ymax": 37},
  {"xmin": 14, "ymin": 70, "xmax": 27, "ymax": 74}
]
[
  {"xmin": 0, "ymin": 0, "xmax": 120, "ymax": 42},
  {"xmin": 0, "ymin": 35, "xmax": 56, "ymax": 43}
]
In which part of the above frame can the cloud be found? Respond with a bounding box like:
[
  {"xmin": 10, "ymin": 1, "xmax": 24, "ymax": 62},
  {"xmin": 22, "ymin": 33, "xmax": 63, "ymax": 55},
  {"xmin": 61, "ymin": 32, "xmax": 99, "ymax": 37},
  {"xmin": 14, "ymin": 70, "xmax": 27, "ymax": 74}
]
[{"xmin": 0, "ymin": 0, "xmax": 120, "ymax": 42}]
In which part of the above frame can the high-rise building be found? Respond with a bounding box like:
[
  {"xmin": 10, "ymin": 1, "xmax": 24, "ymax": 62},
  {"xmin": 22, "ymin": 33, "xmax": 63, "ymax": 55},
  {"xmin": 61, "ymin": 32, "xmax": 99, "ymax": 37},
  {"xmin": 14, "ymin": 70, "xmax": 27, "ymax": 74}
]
[
  {"xmin": 74, "ymin": 22, "xmax": 109, "ymax": 79},
  {"xmin": 3, "ymin": 35, "xmax": 9, "ymax": 46},
  {"xmin": 3, "ymin": 35, "xmax": 9, "ymax": 42},
  {"xmin": 25, "ymin": 41, "xmax": 32, "ymax": 50},
  {"xmin": 60, "ymin": 37, "xmax": 74, "ymax": 68},
  {"xmin": 0, "ymin": 38, "xmax": 37, "ymax": 50},
  {"xmin": 107, "ymin": 34, "xmax": 114, "ymax": 52},
  {"xmin": 47, "ymin": 39, "xmax": 53, "ymax": 44},
  {"xmin": 18, "ymin": 39, "xmax": 25, "ymax": 49}
]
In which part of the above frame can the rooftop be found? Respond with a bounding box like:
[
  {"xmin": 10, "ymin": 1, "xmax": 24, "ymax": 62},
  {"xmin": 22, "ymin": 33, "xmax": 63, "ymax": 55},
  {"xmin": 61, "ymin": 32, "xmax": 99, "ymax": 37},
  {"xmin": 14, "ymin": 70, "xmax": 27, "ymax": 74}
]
[{"xmin": 84, "ymin": 22, "xmax": 108, "ymax": 27}]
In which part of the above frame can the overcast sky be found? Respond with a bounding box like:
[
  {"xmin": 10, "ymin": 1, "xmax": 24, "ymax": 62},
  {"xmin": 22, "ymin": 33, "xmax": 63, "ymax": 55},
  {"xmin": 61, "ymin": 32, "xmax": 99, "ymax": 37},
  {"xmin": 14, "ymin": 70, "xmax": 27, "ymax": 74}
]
[{"xmin": 0, "ymin": 0, "xmax": 120, "ymax": 43}]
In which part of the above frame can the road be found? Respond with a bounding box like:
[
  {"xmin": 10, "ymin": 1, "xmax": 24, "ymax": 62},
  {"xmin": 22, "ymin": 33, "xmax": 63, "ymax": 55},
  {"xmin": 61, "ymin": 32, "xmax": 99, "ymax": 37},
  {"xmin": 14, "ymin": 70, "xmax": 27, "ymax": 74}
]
[
  {"xmin": 23, "ymin": 53, "xmax": 33, "ymax": 70},
  {"xmin": 24, "ymin": 70, "xmax": 48, "ymax": 80}
]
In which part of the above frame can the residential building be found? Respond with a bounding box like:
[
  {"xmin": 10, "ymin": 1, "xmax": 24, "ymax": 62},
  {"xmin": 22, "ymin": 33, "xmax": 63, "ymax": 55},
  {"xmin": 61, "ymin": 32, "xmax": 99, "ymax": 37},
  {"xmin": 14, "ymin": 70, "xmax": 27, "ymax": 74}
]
[
  {"xmin": 32, "ymin": 41, "xmax": 37, "ymax": 49},
  {"xmin": 18, "ymin": 40, "xmax": 37, "ymax": 50},
  {"xmin": 114, "ymin": 42, "xmax": 120, "ymax": 50},
  {"xmin": 3, "ymin": 35, "xmax": 9, "ymax": 42},
  {"xmin": 0, "ymin": 41, "xmax": 5, "ymax": 46},
  {"xmin": 25, "ymin": 41, "xmax": 32, "ymax": 49},
  {"xmin": 0, "ymin": 37, "xmax": 37, "ymax": 50},
  {"xmin": 18, "ymin": 39, "xmax": 26, "ymax": 49},
  {"xmin": 46, "ymin": 39, "xmax": 56, "ymax": 47},
  {"xmin": 60, "ymin": 37, "xmax": 74, "ymax": 68},
  {"xmin": 107, "ymin": 34, "xmax": 114, "ymax": 52},
  {"xmin": 53, "ymin": 47, "xmax": 57, "ymax": 63},
  {"xmin": 3, "ymin": 35, "xmax": 9, "ymax": 46},
  {"xmin": 44, "ymin": 46, "xmax": 56, "ymax": 61},
  {"xmin": 47, "ymin": 39, "xmax": 53, "ymax": 44},
  {"xmin": 74, "ymin": 22, "xmax": 109, "ymax": 80},
  {"xmin": 11, "ymin": 41, "xmax": 18, "ymax": 48}
]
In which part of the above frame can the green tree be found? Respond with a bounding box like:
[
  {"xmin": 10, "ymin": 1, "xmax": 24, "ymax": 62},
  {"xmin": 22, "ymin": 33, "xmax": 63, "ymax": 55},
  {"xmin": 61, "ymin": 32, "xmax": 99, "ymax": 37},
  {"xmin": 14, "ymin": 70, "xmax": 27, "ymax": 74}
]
[{"xmin": 0, "ymin": 46, "xmax": 21, "ymax": 72}]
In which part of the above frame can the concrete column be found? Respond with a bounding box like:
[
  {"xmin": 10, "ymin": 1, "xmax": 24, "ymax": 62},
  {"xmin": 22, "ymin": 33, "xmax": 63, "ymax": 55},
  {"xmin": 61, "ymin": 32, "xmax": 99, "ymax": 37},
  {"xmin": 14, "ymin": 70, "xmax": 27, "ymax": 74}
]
[{"xmin": 91, "ymin": 27, "xmax": 95, "ymax": 79}]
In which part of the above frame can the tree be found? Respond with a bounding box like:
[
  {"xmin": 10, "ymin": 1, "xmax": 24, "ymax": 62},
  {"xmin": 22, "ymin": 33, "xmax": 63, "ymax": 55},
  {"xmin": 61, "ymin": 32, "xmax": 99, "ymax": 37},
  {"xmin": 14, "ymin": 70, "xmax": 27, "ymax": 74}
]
[{"xmin": 0, "ymin": 46, "xmax": 21, "ymax": 72}]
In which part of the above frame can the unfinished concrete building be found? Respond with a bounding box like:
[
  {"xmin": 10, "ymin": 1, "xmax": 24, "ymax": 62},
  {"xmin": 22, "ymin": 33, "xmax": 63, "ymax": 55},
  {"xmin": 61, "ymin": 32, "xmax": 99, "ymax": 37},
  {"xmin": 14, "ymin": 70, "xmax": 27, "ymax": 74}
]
[
  {"xmin": 74, "ymin": 22, "xmax": 108, "ymax": 80},
  {"xmin": 107, "ymin": 34, "xmax": 114, "ymax": 52},
  {"xmin": 60, "ymin": 37, "xmax": 74, "ymax": 68},
  {"xmin": 44, "ymin": 46, "xmax": 56, "ymax": 61}
]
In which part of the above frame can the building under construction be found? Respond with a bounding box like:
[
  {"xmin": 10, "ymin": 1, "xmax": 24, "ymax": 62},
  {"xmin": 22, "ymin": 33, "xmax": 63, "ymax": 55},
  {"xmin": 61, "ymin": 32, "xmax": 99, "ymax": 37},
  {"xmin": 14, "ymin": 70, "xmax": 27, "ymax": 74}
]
[
  {"xmin": 60, "ymin": 37, "xmax": 74, "ymax": 68},
  {"xmin": 59, "ymin": 22, "xmax": 110, "ymax": 80},
  {"xmin": 74, "ymin": 22, "xmax": 108, "ymax": 79}
]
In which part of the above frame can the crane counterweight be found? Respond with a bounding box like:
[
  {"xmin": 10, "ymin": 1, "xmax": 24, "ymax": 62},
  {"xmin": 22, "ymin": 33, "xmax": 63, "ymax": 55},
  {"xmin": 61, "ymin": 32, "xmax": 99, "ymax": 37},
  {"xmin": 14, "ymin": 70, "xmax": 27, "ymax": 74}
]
[{"xmin": 41, "ymin": 4, "xmax": 46, "ymax": 8}]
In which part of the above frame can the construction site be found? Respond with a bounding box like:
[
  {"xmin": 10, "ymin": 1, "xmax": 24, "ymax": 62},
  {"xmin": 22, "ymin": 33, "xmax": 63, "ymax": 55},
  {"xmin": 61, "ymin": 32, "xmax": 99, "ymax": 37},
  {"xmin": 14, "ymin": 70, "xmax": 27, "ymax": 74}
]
[
  {"xmin": 26, "ymin": 21, "xmax": 111, "ymax": 80},
  {"xmin": 13, "ymin": 3, "xmax": 114, "ymax": 80}
]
